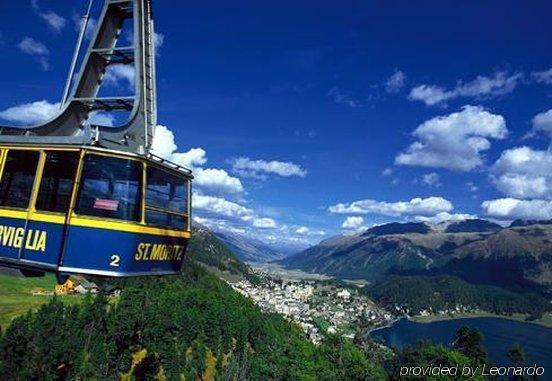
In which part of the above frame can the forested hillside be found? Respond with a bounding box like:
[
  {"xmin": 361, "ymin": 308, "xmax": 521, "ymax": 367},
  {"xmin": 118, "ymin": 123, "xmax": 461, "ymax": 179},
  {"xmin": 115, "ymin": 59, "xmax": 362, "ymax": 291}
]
[
  {"xmin": 187, "ymin": 225, "xmax": 253, "ymax": 278},
  {"xmin": 0, "ymin": 260, "xmax": 495, "ymax": 380},
  {"xmin": 368, "ymin": 275, "xmax": 551, "ymax": 319},
  {"xmin": 0, "ymin": 262, "xmax": 388, "ymax": 380}
]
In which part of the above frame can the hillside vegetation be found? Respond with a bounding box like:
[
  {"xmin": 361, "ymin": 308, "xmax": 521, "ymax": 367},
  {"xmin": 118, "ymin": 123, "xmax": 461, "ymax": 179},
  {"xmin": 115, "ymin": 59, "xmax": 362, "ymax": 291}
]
[
  {"xmin": 0, "ymin": 272, "xmax": 81, "ymax": 328},
  {"xmin": 0, "ymin": 262, "xmax": 493, "ymax": 380},
  {"xmin": 187, "ymin": 226, "xmax": 252, "ymax": 277},
  {"xmin": 367, "ymin": 275, "xmax": 551, "ymax": 320},
  {"xmin": 0, "ymin": 262, "xmax": 388, "ymax": 380}
]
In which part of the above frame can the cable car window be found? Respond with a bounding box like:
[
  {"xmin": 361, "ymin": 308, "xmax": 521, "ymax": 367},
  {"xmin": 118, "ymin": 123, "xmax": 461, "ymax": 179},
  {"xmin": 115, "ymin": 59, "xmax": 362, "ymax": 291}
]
[
  {"xmin": 75, "ymin": 154, "xmax": 142, "ymax": 221},
  {"xmin": 145, "ymin": 166, "xmax": 188, "ymax": 229},
  {"xmin": 35, "ymin": 151, "xmax": 79, "ymax": 213},
  {"xmin": 146, "ymin": 209, "xmax": 186, "ymax": 229},
  {"xmin": 146, "ymin": 167, "xmax": 187, "ymax": 212},
  {"xmin": 0, "ymin": 150, "xmax": 40, "ymax": 209}
]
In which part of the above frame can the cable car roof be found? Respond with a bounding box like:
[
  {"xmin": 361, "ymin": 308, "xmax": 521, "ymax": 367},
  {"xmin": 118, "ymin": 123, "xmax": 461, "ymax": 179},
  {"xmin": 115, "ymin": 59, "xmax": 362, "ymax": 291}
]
[{"xmin": 0, "ymin": 143, "xmax": 193, "ymax": 178}]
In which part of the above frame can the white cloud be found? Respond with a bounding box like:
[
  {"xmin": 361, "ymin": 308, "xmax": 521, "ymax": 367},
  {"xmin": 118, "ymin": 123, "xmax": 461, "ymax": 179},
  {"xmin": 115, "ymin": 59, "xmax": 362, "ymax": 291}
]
[
  {"xmin": 151, "ymin": 125, "xmax": 206, "ymax": 167},
  {"xmin": 482, "ymin": 198, "xmax": 552, "ymax": 220},
  {"xmin": 409, "ymin": 85, "xmax": 451, "ymax": 106},
  {"xmin": 73, "ymin": 14, "xmax": 97, "ymax": 40},
  {"xmin": 414, "ymin": 212, "xmax": 476, "ymax": 224},
  {"xmin": 88, "ymin": 112, "xmax": 114, "ymax": 127},
  {"xmin": 197, "ymin": 216, "xmax": 323, "ymax": 250},
  {"xmin": 0, "ymin": 100, "xmax": 59, "ymax": 125},
  {"xmin": 18, "ymin": 37, "xmax": 48, "ymax": 56},
  {"xmin": 193, "ymin": 194, "xmax": 277, "ymax": 229},
  {"xmin": 193, "ymin": 194, "xmax": 253, "ymax": 219},
  {"xmin": 381, "ymin": 168, "xmax": 399, "ymax": 185},
  {"xmin": 124, "ymin": 30, "xmax": 164, "ymax": 55},
  {"xmin": 454, "ymin": 72, "xmax": 522, "ymax": 97},
  {"xmin": 341, "ymin": 216, "xmax": 365, "ymax": 229},
  {"xmin": 151, "ymin": 125, "xmax": 178, "ymax": 159},
  {"xmin": 192, "ymin": 215, "xmax": 210, "ymax": 226},
  {"xmin": 18, "ymin": 37, "xmax": 49, "ymax": 70},
  {"xmin": 194, "ymin": 168, "xmax": 244, "ymax": 194},
  {"xmin": 328, "ymin": 87, "xmax": 358, "ymax": 108},
  {"xmin": 329, "ymin": 196, "xmax": 453, "ymax": 217},
  {"xmin": 253, "ymin": 218, "xmax": 277, "ymax": 228},
  {"xmin": 153, "ymin": 125, "xmax": 285, "ymax": 238},
  {"xmin": 154, "ymin": 32, "xmax": 164, "ymax": 53},
  {"xmin": 151, "ymin": 125, "xmax": 241, "ymax": 194},
  {"xmin": 295, "ymin": 226, "xmax": 310, "ymax": 235},
  {"xmin": 532, "ymin": 109, "xmax": 552, "ymax": 137},
  {"xmin": 104, "ymin": 65, "xmax": 135, "ymax": 89},
  {"xmin": 385, "ymin": 70, "xmax": 406, "ymax": 93},
  {"xmin": 491, "ymin": 146, "xmax": 552, "ymax": 200},
  {"xmin": 409, "ymin": 71, "xmax": 523, "ymax": 106},
  {"xmin": 39, "ymin": 12, "xmax": 66, "ymax": 32},
  {"xmin": 172, "ymin": 148, "xmax": 208, "ymax": 169},
  {"xmin": 532, "ymin": 68, "xmax": 552, "ymax": 85},
  {"xmin": 232, "ymin": 157, "xmax": 307, "ymax": 179},
  {"xmin": 193, "ymin": 216, "xmax": 247, "ymax": 235},
  {"xmin": 381, "ymin": 167, "xmax": 393, "ymax": 176},
  {"xmin": 0, "ymin": 101, "xmax": 112, "ymax": 128},
  {"xmin": 31, "ymin": 0, "xmax": 67, "ymax": 33},
  {"xmin": 395, "ymin": 105, "xmax": 507, "ymax": 171},
  {"xmin": 295, "ymin": 226, "xmax": 326, "ymax": 236},
  {"xmin": 422, "ymin": 172, "xmax": 440, "ymax": 187},
  {"xmin": 467, "ymin": 182, "xmax": 479, "ymax": 192}
]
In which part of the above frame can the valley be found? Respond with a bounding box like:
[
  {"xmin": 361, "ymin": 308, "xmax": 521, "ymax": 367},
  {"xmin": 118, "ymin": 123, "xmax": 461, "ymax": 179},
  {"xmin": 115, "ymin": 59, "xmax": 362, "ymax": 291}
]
[
  {"xmin": 228, "ymin": 269, "xmax": 393, "ymax": 343},
  {"xmin": 1, "ymin": 222, "xmax": 551, "ymax": 378}
]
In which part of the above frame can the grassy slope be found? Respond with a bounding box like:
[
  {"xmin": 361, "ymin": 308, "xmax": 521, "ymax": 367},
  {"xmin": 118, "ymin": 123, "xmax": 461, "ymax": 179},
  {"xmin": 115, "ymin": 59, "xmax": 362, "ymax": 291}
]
[{"xmin": 0, "ymin": 273, "xmax": 82, "ymax": 328}]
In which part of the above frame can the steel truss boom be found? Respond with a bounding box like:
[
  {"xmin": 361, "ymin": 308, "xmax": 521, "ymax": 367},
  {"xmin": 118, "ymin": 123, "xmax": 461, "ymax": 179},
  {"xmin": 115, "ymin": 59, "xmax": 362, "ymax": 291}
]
[{"xmin": 0, "ymin": 0, "xmax": 157, "ymax": 155}]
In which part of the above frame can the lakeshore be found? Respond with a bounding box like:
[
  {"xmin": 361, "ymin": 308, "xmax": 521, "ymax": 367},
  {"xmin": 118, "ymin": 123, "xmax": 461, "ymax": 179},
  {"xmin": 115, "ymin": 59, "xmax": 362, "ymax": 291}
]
[
  {"xmin": 409, "ymin": 311, "xmax": 552, "ymax": 328},
  {"xmin": 372, "ymin": 317, "xmax": 552, "ymax": 369}
]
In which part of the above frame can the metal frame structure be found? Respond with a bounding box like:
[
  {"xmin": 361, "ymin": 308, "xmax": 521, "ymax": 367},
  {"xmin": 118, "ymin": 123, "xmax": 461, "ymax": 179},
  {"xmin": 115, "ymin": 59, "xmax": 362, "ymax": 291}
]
[{"xmin": 0, "ymin": 0, "xmax": 157, "ymax": 155}]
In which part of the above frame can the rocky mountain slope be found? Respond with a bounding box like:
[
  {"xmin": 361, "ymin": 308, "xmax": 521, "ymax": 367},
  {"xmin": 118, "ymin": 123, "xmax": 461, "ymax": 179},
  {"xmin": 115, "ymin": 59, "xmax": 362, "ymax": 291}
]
[
  {"xmin": 214, "ymin": 231, "xmax": 286, "ymax": 262},
  {"xmin": 187, "ymin": 225, "xmax": 252, "ymax": 276},
  {"xmin": 281, "ymin": 219, "xmax": 552, "ymax": 293}
]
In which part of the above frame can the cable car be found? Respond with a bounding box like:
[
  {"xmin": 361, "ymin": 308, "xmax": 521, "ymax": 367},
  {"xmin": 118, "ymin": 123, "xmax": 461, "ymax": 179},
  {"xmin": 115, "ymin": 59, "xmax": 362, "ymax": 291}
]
[
  {"xmin": 0, "ymin": 145, "xmax": 191, "ymax": 278},
  {"xmin": 0, "ymin": 0, "xmax": 193, "ymax": 280}
]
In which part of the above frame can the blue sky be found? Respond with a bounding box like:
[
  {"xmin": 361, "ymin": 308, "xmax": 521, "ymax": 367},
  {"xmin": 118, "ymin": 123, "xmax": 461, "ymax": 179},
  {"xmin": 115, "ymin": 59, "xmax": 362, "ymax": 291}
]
[{"xmin": 0, "ymin": 1, "xmax": 552, "ymax": 251}]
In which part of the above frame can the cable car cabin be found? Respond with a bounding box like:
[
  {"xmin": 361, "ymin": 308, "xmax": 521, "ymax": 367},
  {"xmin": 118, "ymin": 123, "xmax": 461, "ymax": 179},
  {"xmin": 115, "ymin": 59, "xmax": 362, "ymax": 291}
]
[{"xmin": 0, "ymin": 144, "xmax": 192, "ymax": 279}]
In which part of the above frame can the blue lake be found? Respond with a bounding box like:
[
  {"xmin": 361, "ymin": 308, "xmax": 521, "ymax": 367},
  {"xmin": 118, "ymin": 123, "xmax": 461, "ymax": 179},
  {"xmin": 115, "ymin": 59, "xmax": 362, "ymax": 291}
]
[{"xmin": 372, "ymin": 317, "xmax": 552, "ymax": 370}]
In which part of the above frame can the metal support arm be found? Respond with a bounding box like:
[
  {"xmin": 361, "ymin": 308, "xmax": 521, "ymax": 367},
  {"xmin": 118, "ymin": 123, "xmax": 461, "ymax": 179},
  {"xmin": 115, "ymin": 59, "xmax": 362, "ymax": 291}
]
[{"xmin": 0, "ymin": 0, "xmax": 157, "ymax": 155}]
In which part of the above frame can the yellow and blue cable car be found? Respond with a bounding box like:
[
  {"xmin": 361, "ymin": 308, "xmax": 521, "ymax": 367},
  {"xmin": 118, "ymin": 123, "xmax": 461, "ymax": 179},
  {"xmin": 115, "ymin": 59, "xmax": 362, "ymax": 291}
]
[{"xmin": 0, "ymin": 145, "xmax": 192, "ymax": 278}]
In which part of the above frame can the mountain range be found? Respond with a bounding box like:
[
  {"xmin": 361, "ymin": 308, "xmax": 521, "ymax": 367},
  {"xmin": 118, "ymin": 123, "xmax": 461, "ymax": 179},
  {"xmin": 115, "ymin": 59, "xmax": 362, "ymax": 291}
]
[
  {"xmin": 213, "ymin": 231, "xmax": 286, "ymax": 263},
  {"xmin": 280, "ymin": 219, "xmax": 552, "ymax": 294}
]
